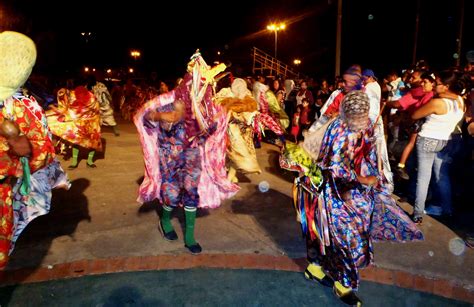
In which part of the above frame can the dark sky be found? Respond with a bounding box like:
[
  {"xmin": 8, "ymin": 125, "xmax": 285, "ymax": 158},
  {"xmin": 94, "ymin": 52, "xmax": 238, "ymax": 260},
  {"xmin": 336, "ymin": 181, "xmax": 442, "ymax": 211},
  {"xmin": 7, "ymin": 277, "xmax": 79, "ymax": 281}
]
[{"xmin": 2, "ymin": 0, "xmax": 473, "ymax": 81}]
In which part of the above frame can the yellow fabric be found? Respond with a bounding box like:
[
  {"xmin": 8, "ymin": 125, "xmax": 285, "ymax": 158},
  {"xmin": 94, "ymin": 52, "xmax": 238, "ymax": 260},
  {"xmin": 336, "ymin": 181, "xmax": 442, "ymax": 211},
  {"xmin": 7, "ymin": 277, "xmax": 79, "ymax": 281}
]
[
  {"xmin": 266, "ymin": 91, "xmax": 289, "ymax": 129},
  {"xmin": 227, "ymin": 112, "xmax": 261, "ymax": 174},
  {"xmin": 46, "ymin": 88, "xmax": 102, "ymax": 150},
  {"xmin": 0, "ymin": 31, "xmax": 37, "ymax": 101}
]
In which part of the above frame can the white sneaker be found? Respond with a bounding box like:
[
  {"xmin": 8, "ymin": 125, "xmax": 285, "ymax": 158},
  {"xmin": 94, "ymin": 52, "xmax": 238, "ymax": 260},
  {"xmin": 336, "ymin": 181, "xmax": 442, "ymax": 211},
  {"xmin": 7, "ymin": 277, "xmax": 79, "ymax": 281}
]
[{"xmin": 424, "ymin": 206, "xmax": 443, "ymax": 216}]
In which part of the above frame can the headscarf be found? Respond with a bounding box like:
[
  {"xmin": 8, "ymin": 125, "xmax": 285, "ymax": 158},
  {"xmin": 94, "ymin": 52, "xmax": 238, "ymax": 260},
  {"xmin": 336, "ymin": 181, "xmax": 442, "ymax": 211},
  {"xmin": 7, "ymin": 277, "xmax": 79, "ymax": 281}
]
[
  {"xmin": 284, "ymin": 79, "xmax": 295, "ymax": 100},
  {"xmin": 340, "ymin": 90, "xmax": 370, "ymax": 132},
  {"xmin": 343, "ymin": 67, "xmax": 363, "ymax": 91},
  {"xmin": 231, "ymin": 78, "xmax": 252, "ymax": 99},
  {"xmin": 0, "ymin": 31, "xmax": 37, "ymax": 101}
]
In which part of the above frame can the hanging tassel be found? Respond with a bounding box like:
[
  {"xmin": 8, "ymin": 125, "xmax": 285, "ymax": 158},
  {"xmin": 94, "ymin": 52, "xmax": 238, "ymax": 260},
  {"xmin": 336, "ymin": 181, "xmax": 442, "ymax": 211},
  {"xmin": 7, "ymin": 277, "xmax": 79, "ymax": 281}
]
[
  {"xmin": 299, "ymin": 183, "xmax": 308, "ymax": 235},
  {"xmin": 19, "ymin": 157, "xmax": 31, "ymax": 196}
]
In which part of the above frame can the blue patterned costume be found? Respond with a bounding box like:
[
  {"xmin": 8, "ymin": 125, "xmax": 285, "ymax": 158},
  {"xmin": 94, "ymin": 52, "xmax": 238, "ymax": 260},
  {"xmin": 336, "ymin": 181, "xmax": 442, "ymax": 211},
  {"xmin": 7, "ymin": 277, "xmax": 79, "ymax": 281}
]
[
  {"xmin": 300, "ymin": 118, "xmax": 423, "ymax": 290},
  {"xmin": 156, "ymin": 104, "xmax": 202, "ymax": 208}
]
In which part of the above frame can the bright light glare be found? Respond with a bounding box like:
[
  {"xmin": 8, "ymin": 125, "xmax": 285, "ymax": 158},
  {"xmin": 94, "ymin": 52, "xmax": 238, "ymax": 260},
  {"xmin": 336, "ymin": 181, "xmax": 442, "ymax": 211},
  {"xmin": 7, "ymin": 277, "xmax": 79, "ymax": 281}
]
[{"xmin": 267, "ymin": 23, "xmax": 286, "ymax": 31}]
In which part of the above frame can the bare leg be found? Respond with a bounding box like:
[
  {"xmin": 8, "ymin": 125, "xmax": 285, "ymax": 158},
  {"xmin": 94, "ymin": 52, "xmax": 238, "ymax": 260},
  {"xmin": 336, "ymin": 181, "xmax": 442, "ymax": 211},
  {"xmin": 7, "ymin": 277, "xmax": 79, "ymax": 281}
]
[{"xmin": 399, "ymin": 133, "xmax": 418, "ymax": 166}]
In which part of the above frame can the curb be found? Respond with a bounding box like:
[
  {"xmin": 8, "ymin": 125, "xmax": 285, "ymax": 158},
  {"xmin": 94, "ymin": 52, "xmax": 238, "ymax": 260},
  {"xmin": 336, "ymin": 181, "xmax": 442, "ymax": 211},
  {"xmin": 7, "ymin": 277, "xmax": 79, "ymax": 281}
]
[{"xmin": 1, "ymin": 254, "xmax": 473, "ymax": 303}]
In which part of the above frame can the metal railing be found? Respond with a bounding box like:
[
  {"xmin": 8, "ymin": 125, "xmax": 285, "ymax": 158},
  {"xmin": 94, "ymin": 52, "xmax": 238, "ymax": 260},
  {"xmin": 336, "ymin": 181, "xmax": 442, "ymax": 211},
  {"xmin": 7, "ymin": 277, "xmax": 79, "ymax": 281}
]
[{"xmin": 251, "ymin": 47, "xmax": 303, "ymax": 80}]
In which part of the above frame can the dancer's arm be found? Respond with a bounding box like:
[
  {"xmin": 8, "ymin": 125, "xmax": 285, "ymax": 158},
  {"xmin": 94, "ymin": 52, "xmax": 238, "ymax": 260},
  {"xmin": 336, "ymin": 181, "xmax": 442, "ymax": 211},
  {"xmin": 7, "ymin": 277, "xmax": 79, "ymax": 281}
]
[{"xmin": 356, "ymin": 175, "xmax": 377, "ymax": 186}]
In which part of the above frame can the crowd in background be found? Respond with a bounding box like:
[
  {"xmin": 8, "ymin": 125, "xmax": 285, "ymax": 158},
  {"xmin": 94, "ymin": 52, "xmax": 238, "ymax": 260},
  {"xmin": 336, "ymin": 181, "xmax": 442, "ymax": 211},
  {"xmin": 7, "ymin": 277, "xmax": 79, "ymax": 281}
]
[{"xmin": 21, "ymin": 58, "xmax": 474, "ymax": 246}]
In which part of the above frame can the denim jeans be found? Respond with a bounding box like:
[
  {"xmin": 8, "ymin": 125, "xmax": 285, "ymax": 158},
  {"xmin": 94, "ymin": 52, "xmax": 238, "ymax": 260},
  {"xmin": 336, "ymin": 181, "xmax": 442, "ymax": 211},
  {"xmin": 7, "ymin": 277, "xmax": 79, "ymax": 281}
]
[{"xmin": 414, "ymin": 136, "xmax": 452, "ymax": 218}]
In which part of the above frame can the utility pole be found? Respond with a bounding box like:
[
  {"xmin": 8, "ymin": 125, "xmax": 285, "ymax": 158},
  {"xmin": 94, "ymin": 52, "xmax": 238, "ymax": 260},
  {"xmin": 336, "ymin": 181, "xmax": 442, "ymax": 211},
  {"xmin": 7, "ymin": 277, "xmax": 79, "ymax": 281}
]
[
  {"xmin": 335, "ymin": 0, "xmax": 342, "ymax": 77},
  {"xmin": 455, "ymin": 0, "xmax": 465, "ymax": 67},
  {"xmin": 412, "ymin": 0, "xmax": 421, "ymax": 66}
]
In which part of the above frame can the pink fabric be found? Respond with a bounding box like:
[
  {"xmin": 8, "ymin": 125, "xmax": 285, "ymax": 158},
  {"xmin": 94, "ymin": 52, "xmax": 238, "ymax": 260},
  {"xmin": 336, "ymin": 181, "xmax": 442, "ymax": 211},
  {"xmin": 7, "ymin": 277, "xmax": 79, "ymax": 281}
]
[
  {"xmin": 198, "ymin": 110, "xmax": 240, "ymax": 208},
  {"xmin": 253, "ymin": 113, "xmax": 285, "ymax": 141},
  {"xmin": 399, "ymin": 87, "xmax": 433, "ymax": 113},
  {"xmin": 134, "ymin": 91, "xmax": 176, "ymax": 204},
  {"xmin": 133, "ymin": 90, "xmax": 239, "ymax": 209}
]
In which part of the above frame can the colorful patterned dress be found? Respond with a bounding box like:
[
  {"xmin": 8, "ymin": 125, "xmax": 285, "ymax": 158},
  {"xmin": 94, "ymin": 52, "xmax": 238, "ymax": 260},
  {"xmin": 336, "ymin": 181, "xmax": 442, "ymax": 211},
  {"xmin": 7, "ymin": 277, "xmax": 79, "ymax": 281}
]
[
  {"xmin": 46, "ymin": 86, "xmax": 102, "ymax": 151},
  {"xmin": 215, "ymin": 88, "xmax": 261, "ymax": 174},
  {"xmin": 92, "ymin": 82, "xmax": 117, "ymax": 127},
  {"xmin": 252, "ymin": 82, "xmax": 286, "ymax": 141},
  {"xmin": 154, "ymin": 103, "xmax": 202, "ymax": 208},
  {"xmin": 135, "ymin": 70, "xmax": 239, "ymax": 209},
  {"xmin": 293, "ymin": 118, "xmax": 423, "ymax": 290},
  {"xmin": 0, "ymin": 92, "xmax": 69, "ymax": 269}
]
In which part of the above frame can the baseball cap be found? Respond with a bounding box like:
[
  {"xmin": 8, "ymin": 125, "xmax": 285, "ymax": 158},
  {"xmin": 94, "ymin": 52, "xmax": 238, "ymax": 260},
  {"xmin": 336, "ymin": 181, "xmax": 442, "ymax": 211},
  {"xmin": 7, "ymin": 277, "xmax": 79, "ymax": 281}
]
[{"xmin": 362, "ymin": 69, "xmax": 377, "ymax": 81}]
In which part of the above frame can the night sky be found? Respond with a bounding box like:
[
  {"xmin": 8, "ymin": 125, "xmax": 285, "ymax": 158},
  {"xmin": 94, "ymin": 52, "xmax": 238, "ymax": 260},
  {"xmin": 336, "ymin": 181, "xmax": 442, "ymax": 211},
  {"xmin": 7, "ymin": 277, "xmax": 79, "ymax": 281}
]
[{"xmin": 2, "ymin": 0, "xmax": 473, "ymax": 82}]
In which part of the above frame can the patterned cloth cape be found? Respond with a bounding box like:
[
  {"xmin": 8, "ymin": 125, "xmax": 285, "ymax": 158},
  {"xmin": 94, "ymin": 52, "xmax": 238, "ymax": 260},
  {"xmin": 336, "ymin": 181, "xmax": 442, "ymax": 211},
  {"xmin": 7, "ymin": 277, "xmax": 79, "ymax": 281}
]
[
  {"xmin": 215, "ymin": 83, "xmax": 261, "ymax": 174},
  {"xmin": 1, "ymin": 93, "xmax": 69, "ymax": 268},
  {"xmin": 92, "ymin": 82, "xmax": 116, "ymax": 126},
  {"xmin": 291, "ymin": 118, "xmax": 422, "ymax": 289},
  {"xmin": 134, "ymin": 54, "xmax": 239, "ymax": 208},
  {"xmin": 46, "ymin": 86, "xmax": 102, "ymax": 151}
]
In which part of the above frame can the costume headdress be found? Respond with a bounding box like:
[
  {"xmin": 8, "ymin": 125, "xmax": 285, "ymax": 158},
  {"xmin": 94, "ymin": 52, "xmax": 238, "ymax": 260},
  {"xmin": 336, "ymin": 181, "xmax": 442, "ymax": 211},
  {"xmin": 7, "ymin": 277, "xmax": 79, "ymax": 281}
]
[
  {"xmin": 187, "ymin": 50, "xmax": 226, "ymax": 134},
  {"xmin": 0, "ymin": 31, "xmax": 37, "ymax": 101}
]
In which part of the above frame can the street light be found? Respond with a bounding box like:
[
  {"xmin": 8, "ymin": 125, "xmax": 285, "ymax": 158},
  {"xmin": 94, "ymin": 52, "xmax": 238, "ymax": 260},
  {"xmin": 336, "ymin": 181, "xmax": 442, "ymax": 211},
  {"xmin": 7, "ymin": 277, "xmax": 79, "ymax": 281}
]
[
  {"xmin": 293, "ymin": 59, "xmax": 301, "ymax": 65},
  {"xmin": 267, "ymin": 23, "xmax": 286, "ymax": 59},
  {"xmin": 130, "ymin": 50, "xmax": 141, "ymax": 60}
]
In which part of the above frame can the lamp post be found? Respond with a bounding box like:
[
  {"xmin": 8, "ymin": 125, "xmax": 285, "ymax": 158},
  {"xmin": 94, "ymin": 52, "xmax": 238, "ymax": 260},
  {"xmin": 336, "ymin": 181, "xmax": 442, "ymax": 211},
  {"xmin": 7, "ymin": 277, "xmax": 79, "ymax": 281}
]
[
  {"xmin": 293, "ymin": 59, "xmax": 301, "ymax": 66},
  {"xmin": 130, "ymin": 50, "xmax": 141, "ymax": 60},
  {"xmin": 267, "ymin": 23, "xmax": 286, "ymax": 59}
]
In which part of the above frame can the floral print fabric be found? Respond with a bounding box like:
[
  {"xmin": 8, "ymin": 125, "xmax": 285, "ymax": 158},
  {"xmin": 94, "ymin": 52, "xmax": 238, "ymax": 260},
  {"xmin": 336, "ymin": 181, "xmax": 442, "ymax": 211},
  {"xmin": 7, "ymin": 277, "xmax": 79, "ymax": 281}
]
[
  {"xmin": 46, "ymin": 86, "xmax": 102, "ymax": 150},
  {"xmin": 293, "ymin": 118, "xmax": 423, "ymax": 290},
  {"xmin": 0, "ymin": 92, "xmax": 68, "ymax": 269}
]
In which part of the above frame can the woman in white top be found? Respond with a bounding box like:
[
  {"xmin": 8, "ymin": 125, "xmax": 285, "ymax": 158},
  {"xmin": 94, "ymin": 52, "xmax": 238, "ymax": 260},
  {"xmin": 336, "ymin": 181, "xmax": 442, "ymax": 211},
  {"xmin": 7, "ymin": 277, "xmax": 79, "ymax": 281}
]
[{"xmin": 411, "ymin": 71, "xmax": 466, "ymax": 224}]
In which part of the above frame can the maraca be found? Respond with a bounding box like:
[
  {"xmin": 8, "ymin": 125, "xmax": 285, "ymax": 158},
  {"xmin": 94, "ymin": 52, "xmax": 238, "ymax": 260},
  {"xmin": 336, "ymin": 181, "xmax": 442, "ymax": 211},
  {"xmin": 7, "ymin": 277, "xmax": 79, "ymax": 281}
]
[{"xmin": 0, "ymin": 119, "xmax": 20, "ymax": 139}]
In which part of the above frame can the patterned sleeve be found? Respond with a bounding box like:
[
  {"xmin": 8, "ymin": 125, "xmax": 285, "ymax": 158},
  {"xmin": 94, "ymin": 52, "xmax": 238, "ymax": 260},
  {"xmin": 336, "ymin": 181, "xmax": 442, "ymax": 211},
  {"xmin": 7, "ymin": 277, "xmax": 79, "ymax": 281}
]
[
  {"xmin": 317, "ymin": 120, "xmax": 357, "ymax": 182},
  {"xmin": 13, "ymin": 98, "xmax": 55, "ymax": 173},
  {"xmin": 0, "ymin": 140, "xmax": 18, "ymax": 180}
]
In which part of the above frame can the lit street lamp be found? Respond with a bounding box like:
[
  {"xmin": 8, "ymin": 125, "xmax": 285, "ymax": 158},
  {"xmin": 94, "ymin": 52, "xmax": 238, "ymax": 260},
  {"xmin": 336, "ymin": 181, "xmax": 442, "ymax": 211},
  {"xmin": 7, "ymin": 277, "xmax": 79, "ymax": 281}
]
[
  {"xmin": 130, "ymin": 50, "xmax": 141, "ymax": 60},
  {"xmin": 293, "ymin": 59, "xmax": 301, "ymax": 66},
  {"xmin": 267, "ymin": 23, "xmax": 286, "ymax": 59}
]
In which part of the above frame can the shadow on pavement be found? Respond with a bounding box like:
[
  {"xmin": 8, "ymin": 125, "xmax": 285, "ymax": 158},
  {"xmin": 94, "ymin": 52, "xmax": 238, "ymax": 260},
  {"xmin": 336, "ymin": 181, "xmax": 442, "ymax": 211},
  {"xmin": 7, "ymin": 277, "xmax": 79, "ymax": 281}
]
[
  {"xmin": 2, "ymin": 178, "xmax": 92, "ymax": 305},
  {"xmin": 264, "ymin": 148, "xmax": 296, "ymax": 183},
  {"xmin": 231, "ymin": 187, "xmax": 306, "ymax": 259}
]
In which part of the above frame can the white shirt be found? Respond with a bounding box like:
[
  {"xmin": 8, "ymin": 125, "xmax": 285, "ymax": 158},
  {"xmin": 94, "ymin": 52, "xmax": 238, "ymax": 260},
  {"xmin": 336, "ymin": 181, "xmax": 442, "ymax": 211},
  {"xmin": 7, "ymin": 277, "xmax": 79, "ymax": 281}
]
[{"xmin": 364, "ymin": 81, "xmax": 381, "ymax": 124}]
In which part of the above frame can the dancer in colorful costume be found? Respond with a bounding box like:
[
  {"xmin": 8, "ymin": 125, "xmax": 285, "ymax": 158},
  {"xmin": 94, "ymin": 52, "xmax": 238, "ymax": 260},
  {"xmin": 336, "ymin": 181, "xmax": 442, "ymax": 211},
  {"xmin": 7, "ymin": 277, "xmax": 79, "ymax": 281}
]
[
  {"xmin": 286, "ymin": 91, "xmax": 422, "ymax": 305},
  {"xmin": 310, "ymin": 67, "xmax": 393, "ymax": 185},
  {"xmin": 134, "ymin": 51, "xmax": 239, "ymax": 254},
  {"xmin": 215, "ymin": 78, "xmax": 261, "ymax": 183},
  {"xmin": 88, "ymin": 76, "xmax": 120, "ymax": 136},
  {"xmin": 252, "ymin": 79, "xmax": 288, "ymax": 147},
  {"xmin": 46, "ymin": 81, "xmax": 102, "ymax": 169},
  {"xmin": 0, "ymin": 31, "xmax": 70, "ymax": 269}
]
